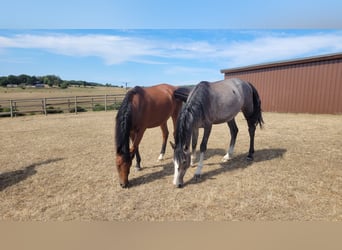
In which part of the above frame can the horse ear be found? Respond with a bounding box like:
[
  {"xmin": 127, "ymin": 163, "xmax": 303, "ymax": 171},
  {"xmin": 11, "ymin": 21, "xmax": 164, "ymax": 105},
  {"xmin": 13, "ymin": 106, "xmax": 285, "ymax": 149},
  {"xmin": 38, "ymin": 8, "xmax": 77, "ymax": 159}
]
[{"xmin": 169, "ymin": 141, "xmax": 175, "ymax": 149}]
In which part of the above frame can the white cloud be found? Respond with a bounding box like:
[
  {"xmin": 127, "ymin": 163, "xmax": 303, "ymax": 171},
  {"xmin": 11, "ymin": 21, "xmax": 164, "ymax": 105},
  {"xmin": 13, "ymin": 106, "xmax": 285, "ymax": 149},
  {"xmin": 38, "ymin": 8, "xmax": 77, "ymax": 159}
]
[
  {"xmin": 0, "ymin": 31, "xmax": 341, "ymax": 68},
  {"xmin": 0, "ymin": 34, "xmax": 161, "ymax": 64},
  {"xmin": 220, "ymin": 33, "xmax": 342, "ymax": 67}
]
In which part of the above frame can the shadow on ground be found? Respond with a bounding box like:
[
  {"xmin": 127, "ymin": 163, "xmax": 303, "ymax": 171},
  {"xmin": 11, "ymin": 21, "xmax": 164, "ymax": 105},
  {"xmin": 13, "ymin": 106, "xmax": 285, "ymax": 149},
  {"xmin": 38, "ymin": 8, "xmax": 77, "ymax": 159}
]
[
  {"xmin": 0, "ymin": 158, "xmax": 63, "ymax": 191},
  {"xmin": 184, "ymin": 148, "xmax": 287, "ymax": 187},
  {"xmin": 128, "ymin": 148, "xmax": 286, "ymax": 188}
]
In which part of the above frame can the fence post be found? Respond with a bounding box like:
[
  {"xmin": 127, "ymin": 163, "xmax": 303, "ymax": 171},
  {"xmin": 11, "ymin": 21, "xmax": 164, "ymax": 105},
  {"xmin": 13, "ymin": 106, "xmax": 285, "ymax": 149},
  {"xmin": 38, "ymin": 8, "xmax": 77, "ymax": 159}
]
[
  {"xmin": 10, "ymin": 100, "xmax": 13, "ymax": 118},
  {"xmin": 42, "ymin": 98, "xmax": 47, "ymax": 115},
  {"xmin": 74, "ymin": 96, "xmax": 77, "ymax": 114},
  {"xmin": 14, "ymin": 101, "xmax": 17, "ymax": 117},
  {"xmin": 105, "ymin": 94, "xmax": 107, "ymax": 112}
]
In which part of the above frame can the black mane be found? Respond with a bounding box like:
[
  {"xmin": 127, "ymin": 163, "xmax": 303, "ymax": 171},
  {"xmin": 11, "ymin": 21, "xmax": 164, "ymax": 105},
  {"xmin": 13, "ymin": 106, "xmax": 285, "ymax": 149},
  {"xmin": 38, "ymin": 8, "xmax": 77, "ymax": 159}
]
[
  {"xmin": 173, "ymin": 86, "xmax": 192, "ymax": 102},
  {"xmin": 175, "ymin": 81, "xmax": 211, "ymax": 149},
  {"xmin": 115, "ymin": 86, "xmax": 143, "ymax": 160}
]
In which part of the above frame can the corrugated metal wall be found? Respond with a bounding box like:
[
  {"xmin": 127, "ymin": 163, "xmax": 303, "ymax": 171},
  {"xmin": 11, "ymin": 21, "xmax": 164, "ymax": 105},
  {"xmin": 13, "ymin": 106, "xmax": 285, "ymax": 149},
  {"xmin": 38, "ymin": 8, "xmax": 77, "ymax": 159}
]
[{"xmin": 223, "ymin": 58, "xmax": 342, "ymax": 114}]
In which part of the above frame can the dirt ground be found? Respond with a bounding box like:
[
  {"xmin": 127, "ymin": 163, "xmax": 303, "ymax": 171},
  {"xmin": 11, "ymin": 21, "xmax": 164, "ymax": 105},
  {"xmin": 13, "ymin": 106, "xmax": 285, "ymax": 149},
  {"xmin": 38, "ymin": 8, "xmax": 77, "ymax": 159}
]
[{"xmin": 0, "ymin": 111, "xmax": 341, "ymax": 221}]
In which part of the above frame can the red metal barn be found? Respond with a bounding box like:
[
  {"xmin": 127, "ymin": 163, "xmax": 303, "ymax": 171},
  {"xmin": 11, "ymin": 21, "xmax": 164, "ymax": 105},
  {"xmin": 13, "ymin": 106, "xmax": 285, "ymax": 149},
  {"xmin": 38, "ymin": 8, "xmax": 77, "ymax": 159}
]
[{"xmin": 220, "ymin": 53, "xmax": 342, "ymax": 114}]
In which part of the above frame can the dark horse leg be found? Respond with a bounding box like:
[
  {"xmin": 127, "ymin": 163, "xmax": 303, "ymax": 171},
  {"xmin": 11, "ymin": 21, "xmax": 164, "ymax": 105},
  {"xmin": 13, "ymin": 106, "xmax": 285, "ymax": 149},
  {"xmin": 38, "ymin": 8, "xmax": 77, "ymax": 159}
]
[
  {"xmin": 222, "ymin": 118, "xmax": 239, "ymax": 162},
  {"xmin": 130, "ymin": 129, "xmax": 145, "ymax": 170},
  {"xmin": 158, "ymin": 122, "xmax": 169, "ymax": 161},
  {"xmin": 246, "ymin": 120, "xmax": 256, "ymax": 161},
  {"xmin": 135, "ymin": 147, "xmax": 142, "ymax": 170},
  {"xmin": 242, "ymin": 107, "xmax": 257, "ymax": 161},
  {"xmin": 194, "ymin": 125, "xmax": 212, "ymax": 179}
]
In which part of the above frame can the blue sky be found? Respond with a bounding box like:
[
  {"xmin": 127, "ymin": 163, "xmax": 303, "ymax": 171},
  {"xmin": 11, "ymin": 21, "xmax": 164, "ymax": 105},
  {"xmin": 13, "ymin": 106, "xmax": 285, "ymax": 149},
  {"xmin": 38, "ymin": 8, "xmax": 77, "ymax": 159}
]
[{"xmin": 0, "ymin": 1, "xmax": 341, "ymax": 86}]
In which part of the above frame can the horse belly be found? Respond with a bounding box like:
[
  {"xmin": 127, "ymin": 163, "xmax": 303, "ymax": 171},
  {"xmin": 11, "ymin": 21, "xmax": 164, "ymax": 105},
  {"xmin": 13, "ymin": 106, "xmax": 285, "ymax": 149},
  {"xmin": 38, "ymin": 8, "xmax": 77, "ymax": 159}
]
[
  {"xmin": 212, "ymin": 115, "xmax": 236, "ymax": 124},
  {"xmin": 145, "ymin": 102, "xmax": 173, "ymax": 128},
  {"xmin": 210, "ymin": 96, "xmax": 242, "ymax": 124}
]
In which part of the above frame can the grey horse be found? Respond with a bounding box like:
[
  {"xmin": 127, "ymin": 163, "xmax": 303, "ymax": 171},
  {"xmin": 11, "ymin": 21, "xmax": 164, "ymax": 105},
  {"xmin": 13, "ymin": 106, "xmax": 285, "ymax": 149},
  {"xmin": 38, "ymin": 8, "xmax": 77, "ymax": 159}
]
[{"xmin": 171, "ymin": 78, "xmax": 264, "ymax": 188}]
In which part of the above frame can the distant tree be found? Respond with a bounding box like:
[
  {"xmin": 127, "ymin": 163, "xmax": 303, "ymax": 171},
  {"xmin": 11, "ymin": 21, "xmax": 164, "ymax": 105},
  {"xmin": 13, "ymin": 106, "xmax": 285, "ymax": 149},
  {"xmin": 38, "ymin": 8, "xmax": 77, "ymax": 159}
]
[
  {"xmin": 0, "ymin": 74, "xmax": 105, "ymax": 88},
  {"xmin": 30, "ymin": 76, "xmax": 38, "ymax": 85},
  {"xmin": 43, "ymin": 76, "xmax": 52, "ymax": 87},
  {"xmin": 0, "ymin": 77, "xmax": 10, "ymax": 87},
  {"xmin": 43, "ymin": 75, "xmax": 62, "ymax": 87},
  {"xmin": 7, "ymin": 75, "xmax": 20, "ymax": 85},
  {"xmin": 60, "ymin": 81, "xmax": 69, "ymax": 89},
  {"xmin": 18, "ymin": 74, "xmax": 29, "ymax": 84}
]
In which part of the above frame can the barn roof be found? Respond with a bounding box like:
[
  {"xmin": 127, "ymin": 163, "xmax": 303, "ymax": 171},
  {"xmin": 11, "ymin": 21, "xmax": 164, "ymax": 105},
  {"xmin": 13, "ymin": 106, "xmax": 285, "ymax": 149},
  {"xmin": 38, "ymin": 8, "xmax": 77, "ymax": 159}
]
[{"xmin": 220, "ymin": 52, "xmax": 342, "ymax": 74}]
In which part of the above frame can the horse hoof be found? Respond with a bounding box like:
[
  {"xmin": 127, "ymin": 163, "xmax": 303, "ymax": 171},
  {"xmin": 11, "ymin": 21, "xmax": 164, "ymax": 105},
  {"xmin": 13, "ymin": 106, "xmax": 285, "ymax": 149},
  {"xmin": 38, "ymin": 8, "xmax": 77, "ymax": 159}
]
[
  {"xmin": 135, "ymin": 167, "xmax": 142, "ymax": 171},
  {"xmin": 158, "ymin": 154, "xmax": 164, "ymax": 161},
  {"xmin": 221, "ymin": 157, "xmax": 230, "ymax": 162},
  {"xmin": 176, "ymin": 184, "xmax": 183, "ymax": 188},
  {"xmin": 194, "ymin": 174, "xmax": 201, "ymax": 181},
  {"xmin": 246, "ymin": 155, "xmax": 254, "ymax": 161},
  {"xmin": 222, "ymin": 153, "xmax": 231, "ymax": 162}
]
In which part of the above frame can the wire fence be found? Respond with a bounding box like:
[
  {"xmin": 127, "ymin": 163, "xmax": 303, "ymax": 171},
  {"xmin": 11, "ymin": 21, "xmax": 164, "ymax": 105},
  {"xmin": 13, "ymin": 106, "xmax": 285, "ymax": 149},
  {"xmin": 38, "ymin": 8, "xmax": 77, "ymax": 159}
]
[{"xmin": 0, "ymin": 94, "xmax": 125, "ymax": 118}]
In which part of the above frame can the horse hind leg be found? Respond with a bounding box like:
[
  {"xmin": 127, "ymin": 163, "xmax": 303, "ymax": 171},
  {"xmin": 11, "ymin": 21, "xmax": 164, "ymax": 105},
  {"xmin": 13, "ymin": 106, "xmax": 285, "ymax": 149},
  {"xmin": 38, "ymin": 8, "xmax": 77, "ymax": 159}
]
[
  {"xmin": 158, "ymin": 123, "xmax": 169, "ymax": 161},
  {"xmin": 222, "ymin": 119, "xmax": 238, "ymax": 162},
  {"xmin": 135, "ymin": 147, "xmax": 142, "ymax": 170},
  {"xmin": 246, "ymin": 120, "xmax": 256, "ymax": 161},
  {"xmin": 242, "ymin": 105, "xmax": 257, "ymax": 161}
]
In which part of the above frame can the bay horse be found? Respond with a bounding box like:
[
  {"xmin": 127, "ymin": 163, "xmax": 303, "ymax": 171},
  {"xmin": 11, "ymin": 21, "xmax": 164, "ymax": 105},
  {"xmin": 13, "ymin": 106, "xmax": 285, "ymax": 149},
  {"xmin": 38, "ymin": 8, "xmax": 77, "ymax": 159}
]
[
  {"xmin": 172, "ymin": 78, "xmax": 264, "ymax": 188},
  {"xmin": 115, "ymin": 84, "xmax": 189, "ymax": 188}
]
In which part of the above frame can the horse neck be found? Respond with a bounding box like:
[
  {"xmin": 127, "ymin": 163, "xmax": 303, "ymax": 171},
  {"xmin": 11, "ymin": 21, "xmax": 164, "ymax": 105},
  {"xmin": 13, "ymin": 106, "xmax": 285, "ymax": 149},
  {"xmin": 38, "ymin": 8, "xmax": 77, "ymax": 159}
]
[{"xmin": 176, "ymin": 82, "xmax": 210, "ymax": 148}]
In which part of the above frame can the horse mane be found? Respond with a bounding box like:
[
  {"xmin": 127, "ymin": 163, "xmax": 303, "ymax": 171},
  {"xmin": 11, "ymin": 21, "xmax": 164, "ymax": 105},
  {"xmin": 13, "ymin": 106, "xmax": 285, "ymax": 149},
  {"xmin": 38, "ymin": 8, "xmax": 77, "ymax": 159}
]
[
  {"xmin": 175, "ymin": 81, "xmax": 211, "ymax": 148},
  {"xmin": 115, "ymin": 86, "xmax": 143, "ymax": 160},
  {"xmin": 173, "ymin": 86, "xmax": 192, "ymax": 102}
]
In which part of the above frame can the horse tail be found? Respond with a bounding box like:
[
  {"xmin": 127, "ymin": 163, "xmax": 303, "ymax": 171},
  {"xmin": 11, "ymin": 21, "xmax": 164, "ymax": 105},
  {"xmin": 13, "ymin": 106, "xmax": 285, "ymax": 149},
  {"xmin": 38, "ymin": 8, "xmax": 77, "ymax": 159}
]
[
  {"xmin": 115, "ymin": 87, "xmax": 139, "ymax": 159},
  {"xmin": 173, "ymin": 86, "xmax": 193, "ymax": 102},
  {"xmin": 248, "ymin": 82, "xmax": 264, "ymax": 129}
]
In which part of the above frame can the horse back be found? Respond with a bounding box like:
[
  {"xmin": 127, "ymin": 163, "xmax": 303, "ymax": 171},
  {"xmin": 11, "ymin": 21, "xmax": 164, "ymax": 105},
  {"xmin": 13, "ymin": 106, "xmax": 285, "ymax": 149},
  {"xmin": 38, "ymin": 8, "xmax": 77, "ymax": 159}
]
[
  {"xmin": 131, "ymin": 84, "xmax": 181, "ymax": 128},
  {"xmin": 208, "ymin": 79, "xmax": 253, "ymax": 123}
]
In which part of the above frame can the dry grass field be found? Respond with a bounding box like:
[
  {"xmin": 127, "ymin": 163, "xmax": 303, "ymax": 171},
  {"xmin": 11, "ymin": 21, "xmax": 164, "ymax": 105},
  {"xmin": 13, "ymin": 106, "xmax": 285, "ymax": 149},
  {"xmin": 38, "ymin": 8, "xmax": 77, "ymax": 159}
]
[
  {"xmin": 0, "ymin": 86, "xmax": 127, "ymax": 116},
  {"xmin": 0, "ymin": 111, "xmax": 341, "ymax": 221}
]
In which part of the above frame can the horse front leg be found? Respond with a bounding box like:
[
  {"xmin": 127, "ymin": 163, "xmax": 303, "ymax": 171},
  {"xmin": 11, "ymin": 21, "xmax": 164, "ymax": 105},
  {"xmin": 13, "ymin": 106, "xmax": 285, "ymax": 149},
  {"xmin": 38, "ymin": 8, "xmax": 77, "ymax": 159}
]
[
  {"xmin": 191, "ymin": 128, "xmax": 199, "ymax": 166},
  {"xmin": 222, "ymin": 118, "xmax": 239, "ymax": 162},
  {"xmin": 194, "ymin": 125, "xmax": 212, "ymax": 180},
  {"xmin": 158, "ymin": 123, "xmax": 169, "ymax": 161}
]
